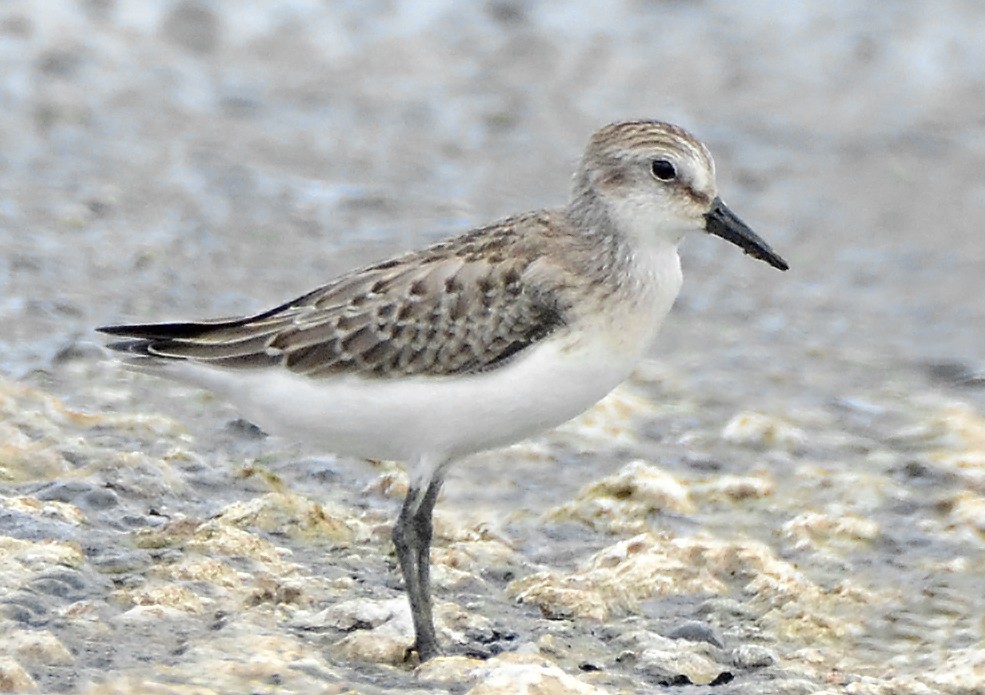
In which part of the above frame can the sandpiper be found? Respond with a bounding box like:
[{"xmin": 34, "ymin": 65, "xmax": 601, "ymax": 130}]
[{"xmin": 98, "ymin": 120, "xmax": 787, "ymax": 662}]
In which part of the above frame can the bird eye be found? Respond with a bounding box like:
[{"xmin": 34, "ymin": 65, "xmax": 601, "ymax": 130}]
[{"xmin": 650, "ymin": 159, "xmax": 677, "ymax": 181}]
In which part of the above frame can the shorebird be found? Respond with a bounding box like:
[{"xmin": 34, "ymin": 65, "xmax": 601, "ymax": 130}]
[{"xmin": 98, "ymin": 120, "xmax": 787, "ymax": 662}]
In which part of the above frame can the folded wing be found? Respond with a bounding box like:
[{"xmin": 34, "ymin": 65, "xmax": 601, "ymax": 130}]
[{"xmin": 99, "ymin": 220, "xmax": 567, "ymax": 379}]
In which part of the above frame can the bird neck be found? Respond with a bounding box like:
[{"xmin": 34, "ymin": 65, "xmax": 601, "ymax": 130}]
[{"xmin": 565, "ymin": 184, "xmax": 681, "ymax": 287}]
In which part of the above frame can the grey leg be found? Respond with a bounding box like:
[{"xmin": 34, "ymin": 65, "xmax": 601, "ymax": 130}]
[{"xmin": 392, "ymin": 474, "xmax": 444, "ymax": 662}]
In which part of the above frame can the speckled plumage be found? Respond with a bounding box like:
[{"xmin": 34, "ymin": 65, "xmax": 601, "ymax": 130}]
[
  {"xmin": 98, "ymin": 120, "xmax": 787, "ymax": 663},
  {"xmin": 101, "ymin": 211, "xmax": 592, "ymax": 378}
]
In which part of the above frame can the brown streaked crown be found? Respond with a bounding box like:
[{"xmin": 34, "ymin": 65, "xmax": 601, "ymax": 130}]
[{"xmin": 586, "ymin": 120, "xmax": 714, "ymax": 175}]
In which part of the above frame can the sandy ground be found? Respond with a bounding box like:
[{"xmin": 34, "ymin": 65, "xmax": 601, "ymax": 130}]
[{"xmin": 1, "ymin": 1, "xmax": 984, "ymax": 693}]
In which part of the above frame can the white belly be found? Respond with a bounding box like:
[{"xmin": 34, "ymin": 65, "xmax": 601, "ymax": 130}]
[
  {"xmin": 180, "ymin": 326, "xmax": 635, "ymax": 462},
  {"xmin": 153, "ymin": 249, "xmax": 682, "ymax": 464}
]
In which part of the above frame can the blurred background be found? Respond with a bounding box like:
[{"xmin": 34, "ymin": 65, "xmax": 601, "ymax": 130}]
[{"xmin": 0, "ymin": 1, "xmax": 983, "ymax": 693}]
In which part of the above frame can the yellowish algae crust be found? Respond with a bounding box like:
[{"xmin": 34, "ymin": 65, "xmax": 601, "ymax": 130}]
[{"xmin": 3, "ymin": 362, "xmax": 985, "ymax": 691}]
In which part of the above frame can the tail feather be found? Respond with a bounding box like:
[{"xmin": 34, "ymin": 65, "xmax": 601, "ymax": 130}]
[
  {"xmin": 104, "ymin": 338, "xmax": 158, "ymax": 356},
  {"xmin": 97, "ymin": 319, "xmax": 283, "ymax": 368}
]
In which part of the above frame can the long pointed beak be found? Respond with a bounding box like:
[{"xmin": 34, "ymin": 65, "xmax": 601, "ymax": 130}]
[{"xmin": 704, "ymin": 197, "xmax": 788, "ymax": 271}]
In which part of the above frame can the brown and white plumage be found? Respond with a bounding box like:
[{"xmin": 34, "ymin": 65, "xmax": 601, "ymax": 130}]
[
  {"xmin": 102, "ymin": 212, "xmax": 579, "ymax": 378},
  {"xmin": 98, "ymin": 120, "xmax": 787, "ymax": 662}
]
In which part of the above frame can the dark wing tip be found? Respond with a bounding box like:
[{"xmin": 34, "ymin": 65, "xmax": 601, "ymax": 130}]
[
  {"xmin": 96, "ymin": 323, "xmax": 198, "ymax": 359},
  {"xmin": 96, "ymin": 322, "xmax": 210, "ymax": 340},
  {"xmin": 97, "ymin": 324, "xmax": 135, "ymax": 336}
]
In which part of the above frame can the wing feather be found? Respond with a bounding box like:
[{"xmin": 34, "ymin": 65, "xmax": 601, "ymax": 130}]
[{"xmin": 98, "ymin": 213, "xmax": 571, "ymax": 379}]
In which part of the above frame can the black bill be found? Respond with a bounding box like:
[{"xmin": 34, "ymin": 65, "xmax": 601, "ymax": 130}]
[{"xmin": 704, "ymin": 197, "xmax": 788, "ymax": 271}]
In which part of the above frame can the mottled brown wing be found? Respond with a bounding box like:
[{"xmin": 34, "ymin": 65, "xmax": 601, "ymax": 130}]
[{"xmin": 98, "ymin": 220, "xmax": 568, "ymax": 379}]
